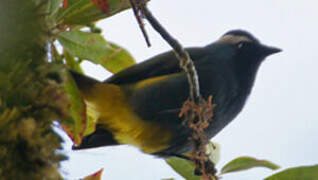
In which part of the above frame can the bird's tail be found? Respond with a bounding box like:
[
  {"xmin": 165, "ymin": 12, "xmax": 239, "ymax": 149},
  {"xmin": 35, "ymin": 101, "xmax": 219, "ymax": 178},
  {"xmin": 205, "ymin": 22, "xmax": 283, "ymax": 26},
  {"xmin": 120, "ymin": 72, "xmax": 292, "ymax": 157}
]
[
  {"xmin": 72, "ymin": 127, "xmax": 119, "ymax": 150},
  {"xmin": 69, "ymin": 70, "xmax": 120, "ymax": 150},
  {"xmin": 69, "ymin": 70, "xmax": 100, "ymax": 93}
]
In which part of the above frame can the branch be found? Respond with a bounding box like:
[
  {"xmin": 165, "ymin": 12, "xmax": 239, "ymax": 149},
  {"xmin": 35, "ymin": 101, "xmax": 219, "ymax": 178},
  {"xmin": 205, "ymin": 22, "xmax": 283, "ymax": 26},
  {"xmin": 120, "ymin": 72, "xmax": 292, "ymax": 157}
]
[
  {"xmin": 129, "ymin": 1, "xmax": 217, "ymax": 179},
  {"xmin": 142, "ymin": 6, "xmax": 200, "ymax": 102}
]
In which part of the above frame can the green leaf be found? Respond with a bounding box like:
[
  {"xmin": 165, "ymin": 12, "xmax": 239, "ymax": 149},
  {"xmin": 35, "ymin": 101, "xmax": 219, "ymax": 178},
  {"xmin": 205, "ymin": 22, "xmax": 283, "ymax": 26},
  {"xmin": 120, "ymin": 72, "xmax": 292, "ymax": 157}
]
[
  {"xmin": 47, "ymin": 0, "xmax": 63, "ymax": 16},
  {"xmin": 63, "ymin": 0, "xmax": 79, "ymax": 7},
  {"xmin": 62, "ymin": 70, "xmax": 87, "ymax": 145},
  {"xmin": 220, "ymin": 156, "xmax": 280, "ymax": 175},
  {"xmin": 265, "ymin": 164, "xmax": 318, "ymax": 180},
  {"xmin": 56, "ymin": 0, "xmax": 131, "ymax": 25},
  {"xmin": 58, "ymin": 30, "xmax": 135, "ymax": 73},
  {"xmin": 165, "ymin": 157, "xmax": 201, "ymax": 180},
  {"xmin": 162, "ymin": 178, "xmax": 175, "ymax": 180},
  {"xmin": 64, "ymin": 50, "xmax": 83, "ymax": 73},
  {"xmin": 103, "ymin": 42, "xmax": 136, "ymax": 73}
]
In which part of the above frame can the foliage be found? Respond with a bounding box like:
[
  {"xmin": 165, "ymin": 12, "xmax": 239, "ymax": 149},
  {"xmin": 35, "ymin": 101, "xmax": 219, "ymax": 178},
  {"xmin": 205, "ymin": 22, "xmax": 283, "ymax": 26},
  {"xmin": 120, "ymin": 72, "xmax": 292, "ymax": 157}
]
[
  {"xmin": 55, "ymin": 0, "xmax": 131, "ymax": 25},
  {"xmin": 166, "ymin": 152, "xmax": 317, "ymax": 180},
  {"xmin": 166, "ymin": 157, "xmax": 201, "ymax": 180},
  {"xmin": 58, "ymin": 30, "xmax": 135, "ymax": 74},
  {"xmin": 265, "ymin": 165, "xmax": 318, "ymax": 180},
  {"xmin": 220, "ymin": 156, "xmax": 280, "ymax": 175}
]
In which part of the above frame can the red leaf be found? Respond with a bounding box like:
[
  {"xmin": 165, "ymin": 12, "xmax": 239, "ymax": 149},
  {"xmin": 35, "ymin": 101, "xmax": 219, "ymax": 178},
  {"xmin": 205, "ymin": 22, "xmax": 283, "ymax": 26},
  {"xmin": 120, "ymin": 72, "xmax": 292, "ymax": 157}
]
[
  {"xmin": 91, "ymin": 0, "xmax": 110, "ymax": 14},
  {"xmin": 83, "ymin": 169, "xmax": 104, "ymax": 180},
  {"xmin": 63, "ymin": 0, "xmax": 69, "ymax": 8}
]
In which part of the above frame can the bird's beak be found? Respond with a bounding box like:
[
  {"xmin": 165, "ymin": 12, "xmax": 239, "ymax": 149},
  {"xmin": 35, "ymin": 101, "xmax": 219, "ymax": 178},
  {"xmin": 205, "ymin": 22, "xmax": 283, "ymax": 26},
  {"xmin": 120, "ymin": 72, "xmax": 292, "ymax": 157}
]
[{"xmin": 260, "ymin": 44, "xmax": 282, "ymax": 56}]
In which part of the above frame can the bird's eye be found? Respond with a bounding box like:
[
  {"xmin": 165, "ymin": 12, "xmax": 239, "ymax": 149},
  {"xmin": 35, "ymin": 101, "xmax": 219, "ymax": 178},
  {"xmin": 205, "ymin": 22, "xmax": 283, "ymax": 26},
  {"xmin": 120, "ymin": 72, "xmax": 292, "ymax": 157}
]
[{"xmin": 237, "ymin": 41, "xmax": 246, "ymax": 49}]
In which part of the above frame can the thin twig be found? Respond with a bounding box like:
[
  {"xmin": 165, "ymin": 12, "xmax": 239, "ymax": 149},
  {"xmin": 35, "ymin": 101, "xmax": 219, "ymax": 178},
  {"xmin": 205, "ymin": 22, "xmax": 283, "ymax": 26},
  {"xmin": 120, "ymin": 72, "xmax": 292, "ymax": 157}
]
[
  {"xmin": 138, "ymin": 4, "xmax": 200, "ymax": 102},
  {"xmin": 129, "ymin": 0, "xmax": 151, "ymax": 47}
]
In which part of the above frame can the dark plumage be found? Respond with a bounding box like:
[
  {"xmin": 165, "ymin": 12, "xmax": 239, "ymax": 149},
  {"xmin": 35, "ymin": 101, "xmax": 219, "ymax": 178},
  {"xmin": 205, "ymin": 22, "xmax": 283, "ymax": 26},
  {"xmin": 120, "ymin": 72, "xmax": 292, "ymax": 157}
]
[{"xmin": 71, "ymin": 30, "xmax": 281, "ymax": 157}]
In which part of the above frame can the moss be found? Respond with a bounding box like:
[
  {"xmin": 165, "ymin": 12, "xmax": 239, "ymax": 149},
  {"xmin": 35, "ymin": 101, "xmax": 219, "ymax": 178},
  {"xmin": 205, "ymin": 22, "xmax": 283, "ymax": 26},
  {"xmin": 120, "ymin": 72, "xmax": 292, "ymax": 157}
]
[{"xmin": 0, "ymin": 0, "xmax": 68, "ymax": 179}]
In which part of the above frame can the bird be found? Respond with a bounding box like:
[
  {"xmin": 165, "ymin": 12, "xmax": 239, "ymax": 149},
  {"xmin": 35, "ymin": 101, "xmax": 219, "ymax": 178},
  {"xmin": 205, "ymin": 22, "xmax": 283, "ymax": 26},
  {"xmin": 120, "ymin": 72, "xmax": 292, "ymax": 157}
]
[{"xmin": 71, "ymin": 30, "xmax": 281, "ymax": 158}]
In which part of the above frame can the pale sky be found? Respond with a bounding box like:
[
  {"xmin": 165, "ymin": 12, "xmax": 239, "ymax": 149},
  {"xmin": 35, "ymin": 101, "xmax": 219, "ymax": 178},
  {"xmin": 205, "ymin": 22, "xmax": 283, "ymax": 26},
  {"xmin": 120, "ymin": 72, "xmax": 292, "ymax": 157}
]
[{"xmin": 60, "ymin": 0, "xmax": 318, "ymax": 179}]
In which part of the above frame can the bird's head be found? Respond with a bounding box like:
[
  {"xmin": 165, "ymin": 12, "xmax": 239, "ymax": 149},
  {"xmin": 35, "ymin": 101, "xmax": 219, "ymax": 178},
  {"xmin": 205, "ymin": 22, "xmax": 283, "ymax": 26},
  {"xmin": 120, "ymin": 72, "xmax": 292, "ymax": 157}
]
[
  {"xmin": 217, "ymin": 30, "xmax": 281, "ymax": 64},
  {"xmin": 210, "ymin": 30, "xmax": 282, "ymax": 90}
]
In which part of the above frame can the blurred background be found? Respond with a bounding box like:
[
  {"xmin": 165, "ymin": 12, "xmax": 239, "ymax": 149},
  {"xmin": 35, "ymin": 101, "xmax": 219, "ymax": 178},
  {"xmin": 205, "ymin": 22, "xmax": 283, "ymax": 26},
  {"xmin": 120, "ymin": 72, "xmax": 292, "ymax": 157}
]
[{"xmin": 59, "ymin": 0, "xmax": 318, "ymax": 179}]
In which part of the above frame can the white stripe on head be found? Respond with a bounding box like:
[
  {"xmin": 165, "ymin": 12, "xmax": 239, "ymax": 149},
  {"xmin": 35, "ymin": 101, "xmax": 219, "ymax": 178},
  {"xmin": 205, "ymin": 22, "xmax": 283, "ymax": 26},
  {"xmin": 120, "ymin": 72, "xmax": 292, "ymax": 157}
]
[{"xmin": 217, "ymin": 34, "xmax": 252, "ymax": 45}]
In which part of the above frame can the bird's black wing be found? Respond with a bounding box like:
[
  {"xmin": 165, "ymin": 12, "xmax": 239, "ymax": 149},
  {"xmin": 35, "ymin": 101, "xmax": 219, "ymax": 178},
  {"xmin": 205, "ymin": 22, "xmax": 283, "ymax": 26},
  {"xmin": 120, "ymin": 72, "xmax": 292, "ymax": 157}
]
[{"xmin": 105, "ymin": 47, "xmax": 209, "ymax": 85}]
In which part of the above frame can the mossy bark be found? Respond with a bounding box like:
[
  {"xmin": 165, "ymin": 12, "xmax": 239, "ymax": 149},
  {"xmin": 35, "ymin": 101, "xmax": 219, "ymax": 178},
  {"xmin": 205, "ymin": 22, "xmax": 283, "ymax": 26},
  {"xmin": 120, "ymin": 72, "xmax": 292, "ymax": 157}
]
[{"xmin": 0, "ymin": 0, "xmax": 67, "ymax": 179}]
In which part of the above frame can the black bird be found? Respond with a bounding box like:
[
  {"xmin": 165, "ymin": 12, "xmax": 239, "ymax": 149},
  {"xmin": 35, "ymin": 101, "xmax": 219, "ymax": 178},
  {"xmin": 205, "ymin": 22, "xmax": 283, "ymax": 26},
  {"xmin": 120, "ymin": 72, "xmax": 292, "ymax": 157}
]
[{"xmin": 71, "ymin": 30, "xmax": 281, "ymax": 158}]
